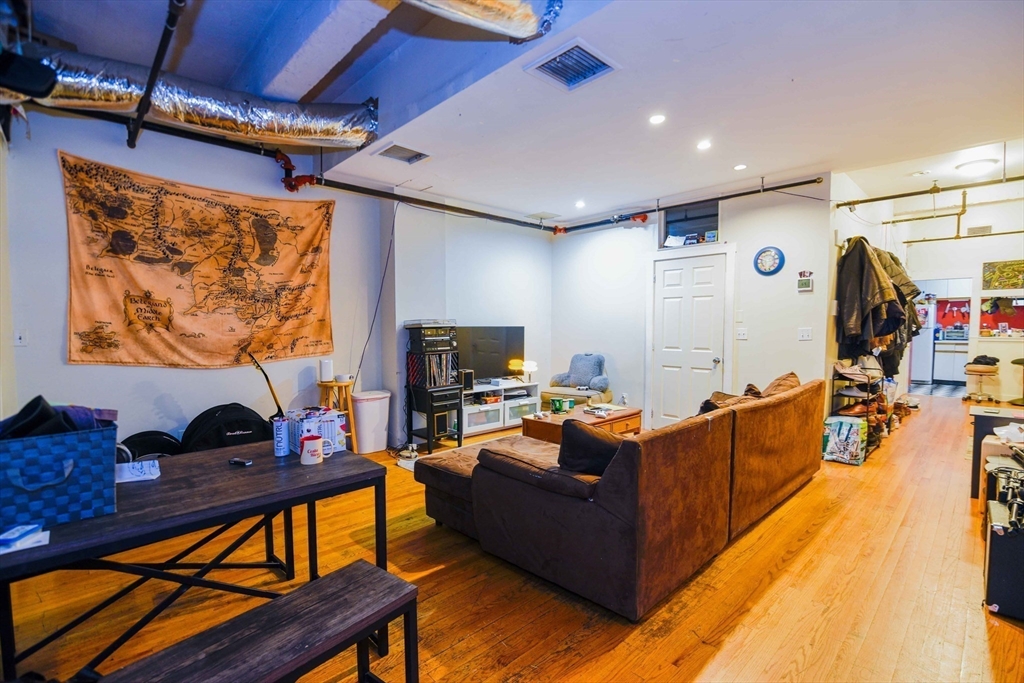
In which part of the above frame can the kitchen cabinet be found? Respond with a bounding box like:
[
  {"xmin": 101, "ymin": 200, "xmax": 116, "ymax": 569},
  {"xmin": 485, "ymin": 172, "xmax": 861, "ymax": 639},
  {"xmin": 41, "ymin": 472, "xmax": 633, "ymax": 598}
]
[
  {"xmin": 928, "ymin": 280, "xmax": 948, "ymax": 298},
  {"xmin": 948, "ymin": 278, "xmax": 972, "ymax": 297},
  {"xmin": 934, "ymin": 342, "xmax": 970, "ymax": 382}
]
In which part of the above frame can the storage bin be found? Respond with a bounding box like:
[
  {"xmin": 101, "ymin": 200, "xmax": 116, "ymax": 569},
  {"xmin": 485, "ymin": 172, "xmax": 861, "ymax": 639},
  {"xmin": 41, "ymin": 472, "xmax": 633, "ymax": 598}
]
[{"xmin": 0, "ymin": 425, "xmax": 117, "ymax": 529}]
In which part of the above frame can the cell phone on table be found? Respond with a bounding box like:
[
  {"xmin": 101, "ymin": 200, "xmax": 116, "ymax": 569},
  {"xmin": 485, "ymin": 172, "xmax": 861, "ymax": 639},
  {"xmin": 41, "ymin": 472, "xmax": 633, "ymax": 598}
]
[{"xmin": 228, "ymin": 457, "xmax": 253, "ymax": 467}]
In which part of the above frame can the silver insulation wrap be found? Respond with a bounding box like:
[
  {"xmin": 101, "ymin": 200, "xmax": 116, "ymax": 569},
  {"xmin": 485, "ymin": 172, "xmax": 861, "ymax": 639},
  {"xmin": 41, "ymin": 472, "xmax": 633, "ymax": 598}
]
[
  {"xmin": 0, "ymin": 49, "xmax": 377, "ymax": 149},
  {"xmin": 402, "ymin": 0, "xmax": 540, "ymax": 39}
]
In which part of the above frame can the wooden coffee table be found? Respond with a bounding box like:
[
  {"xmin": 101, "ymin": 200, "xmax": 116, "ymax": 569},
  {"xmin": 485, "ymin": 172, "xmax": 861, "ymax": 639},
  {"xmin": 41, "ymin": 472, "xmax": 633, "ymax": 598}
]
[{"xmin": 521, "ymin": 405, "xmax": 643, "ymax": 444}]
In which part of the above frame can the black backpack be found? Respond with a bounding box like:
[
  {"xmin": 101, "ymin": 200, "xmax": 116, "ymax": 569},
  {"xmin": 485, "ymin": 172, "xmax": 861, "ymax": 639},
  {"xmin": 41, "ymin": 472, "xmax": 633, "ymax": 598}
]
[
  {"xmin": 181, "ymin": 403, "xmax": 272, "ymax": 453},
  {"xmin": 121, "ymin": 430, "xmax": 183, "ymax": 460}
]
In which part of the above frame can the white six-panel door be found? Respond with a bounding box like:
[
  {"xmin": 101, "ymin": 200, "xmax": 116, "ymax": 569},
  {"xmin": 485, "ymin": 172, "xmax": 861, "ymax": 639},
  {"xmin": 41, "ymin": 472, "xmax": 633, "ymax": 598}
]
[{"xmin": 652, "ymin": 254, "xmax": 726, "ymax": 428}]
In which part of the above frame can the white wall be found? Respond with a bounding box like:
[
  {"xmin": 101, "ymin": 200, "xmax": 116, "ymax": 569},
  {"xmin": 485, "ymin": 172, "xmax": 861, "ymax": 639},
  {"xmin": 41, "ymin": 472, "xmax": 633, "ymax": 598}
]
[
  {"xmin": 0, "ymin": 132, "xmax": 14, "ymax": 418},
  {"xmin": 5, "ymin": 111, "xmax": 384, "ymax": 436},
  {"xmin": 380, "ymin": 203, "xmax": 553, "ymax": 446},
  {"xmin": 722, "ymin": 175, "xmax": 833, "ymax": 391},
  {"xmin": 551, "ymin": 224, "xmax": 657, "ymax": 408},
  {"xmin": 549, "ymin": 174, "xmax": 834, "ymax": 424}
]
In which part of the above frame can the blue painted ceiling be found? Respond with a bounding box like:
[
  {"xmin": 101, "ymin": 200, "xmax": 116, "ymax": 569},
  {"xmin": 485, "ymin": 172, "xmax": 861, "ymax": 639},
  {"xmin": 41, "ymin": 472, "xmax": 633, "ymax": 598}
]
[{"xmin": 32, "ymin": 0, "xmax": 290, "ymax": 89}]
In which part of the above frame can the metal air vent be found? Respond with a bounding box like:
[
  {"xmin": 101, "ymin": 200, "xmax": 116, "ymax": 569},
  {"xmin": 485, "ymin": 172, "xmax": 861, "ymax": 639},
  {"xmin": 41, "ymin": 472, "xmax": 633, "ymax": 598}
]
[
  {"xmin": 377, "ymin": 144, "xmax": 429, "ymax": 164},
  {"xmin": 966, "ymin": 225, "xmax": 993, "ymax": 236},
  {"xmin": 526, "ymin": 39, "xmax": 618, "ymax": 92}
]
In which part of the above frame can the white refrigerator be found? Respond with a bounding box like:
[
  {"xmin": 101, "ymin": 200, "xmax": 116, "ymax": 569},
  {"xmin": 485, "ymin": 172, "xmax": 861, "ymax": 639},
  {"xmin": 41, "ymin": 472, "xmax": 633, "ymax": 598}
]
[{"xmin": 910, "ymin": 302, "xmax": 936, "ymax": 383}]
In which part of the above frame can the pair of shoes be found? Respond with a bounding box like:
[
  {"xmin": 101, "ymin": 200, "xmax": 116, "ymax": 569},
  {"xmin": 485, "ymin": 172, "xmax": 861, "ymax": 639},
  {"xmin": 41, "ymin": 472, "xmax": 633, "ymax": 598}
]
[
  {"xmin": 838, "ymin": 385, "xmax": 872, "ymax": 398},
  {"xmin": 837, "ymin": 402, "xmax": 868, "ymax": 417}
]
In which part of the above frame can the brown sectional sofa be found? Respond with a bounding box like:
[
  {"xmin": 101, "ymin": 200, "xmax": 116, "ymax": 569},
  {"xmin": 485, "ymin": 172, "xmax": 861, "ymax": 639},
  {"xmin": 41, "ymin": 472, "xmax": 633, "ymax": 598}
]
[{"xmin": 414, "ymin": 379, "xmax": 825, "ymax": 621}]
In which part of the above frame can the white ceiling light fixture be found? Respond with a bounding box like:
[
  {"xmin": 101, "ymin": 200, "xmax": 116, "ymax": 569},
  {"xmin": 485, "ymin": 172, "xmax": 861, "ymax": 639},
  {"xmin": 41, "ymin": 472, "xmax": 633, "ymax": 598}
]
[
  {"xmin": 734, "ymin": 164, "xmax": 747, "ymax": 171},
  {"xmin": 575, "ymin": 199, "xmax": 586, "ymax": 208},
  {"xmin": 955, "ymin": 159, "xmax": 999, "ymax": 177},
  {"xmin": 649, "ymin": 114, "xmax": 666, "ymax": 125},
  {"xmin": 697, "ymin": 139, "xmax": 712, "ymax": 151},
  {"xmin": 911, "ymin": 170, "xmax": 931, "ymax": 177}
]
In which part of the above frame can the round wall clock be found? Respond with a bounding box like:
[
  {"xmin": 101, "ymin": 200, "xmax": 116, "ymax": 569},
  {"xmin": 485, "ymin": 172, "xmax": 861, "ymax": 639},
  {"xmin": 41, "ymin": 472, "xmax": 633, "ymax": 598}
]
[{"xmin": 754, "ymin": 246, "xmax": 785, "ymax": 276}]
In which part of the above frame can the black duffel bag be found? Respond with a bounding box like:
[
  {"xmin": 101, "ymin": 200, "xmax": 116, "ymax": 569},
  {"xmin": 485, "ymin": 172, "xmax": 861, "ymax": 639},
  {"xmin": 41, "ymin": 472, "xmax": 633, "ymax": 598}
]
[{"xmin": 181, "ymin": 403, "xmax": 272, "ymax": 452}]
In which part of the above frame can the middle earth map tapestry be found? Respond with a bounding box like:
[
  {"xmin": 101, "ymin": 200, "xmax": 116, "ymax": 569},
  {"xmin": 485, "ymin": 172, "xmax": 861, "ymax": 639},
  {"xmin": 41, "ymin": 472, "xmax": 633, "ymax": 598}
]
[{"xmin": 60, "ymin": 151, "xmax": 334, "ymax": 368}]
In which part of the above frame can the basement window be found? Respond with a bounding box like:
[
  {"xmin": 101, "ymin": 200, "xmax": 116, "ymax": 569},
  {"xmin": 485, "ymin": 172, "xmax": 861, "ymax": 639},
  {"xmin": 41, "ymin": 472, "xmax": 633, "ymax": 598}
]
[{"xmin": 661, "ymin": 200, "xmax": 720, "ymax": 248}]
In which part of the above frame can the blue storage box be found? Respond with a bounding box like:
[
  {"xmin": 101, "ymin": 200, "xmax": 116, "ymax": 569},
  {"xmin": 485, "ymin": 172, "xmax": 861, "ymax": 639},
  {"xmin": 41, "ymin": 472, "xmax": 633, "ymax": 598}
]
[{"xmin": 0, "ymin": 425, "xmax": 117, "ymax": 529}]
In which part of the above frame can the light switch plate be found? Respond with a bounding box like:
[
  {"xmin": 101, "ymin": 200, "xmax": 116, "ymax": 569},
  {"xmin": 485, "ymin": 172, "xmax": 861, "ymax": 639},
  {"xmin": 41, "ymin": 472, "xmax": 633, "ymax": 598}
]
[
  {"xmin": 798, "ymin": 327, "xmax": 813, "ymax": 341},
  {"xmin": 13, "ymin": 330, "xmax": 27, "ymax": 347},
  {"xmin": 736, "ymin": 328, "xmax": 748, "ymax": 340}
]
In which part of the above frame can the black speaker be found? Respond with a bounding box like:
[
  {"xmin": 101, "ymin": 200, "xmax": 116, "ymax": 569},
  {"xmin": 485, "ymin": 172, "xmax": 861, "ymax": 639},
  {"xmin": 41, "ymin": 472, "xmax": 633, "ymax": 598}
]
[
  {"xmin": 984, "ymin": 501, "xmax": 1024, "ymax": 620},
  {"xmin": 460, "ymin": 369, "xmax": 474, "ymax": 391}
]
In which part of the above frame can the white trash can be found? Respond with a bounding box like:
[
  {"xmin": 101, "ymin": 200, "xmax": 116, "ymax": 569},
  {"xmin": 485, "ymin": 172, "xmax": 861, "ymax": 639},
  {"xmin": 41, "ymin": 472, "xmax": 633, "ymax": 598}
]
[{"xmin": 352, "ymin": 390, "xmax": 391, "ymax": 454}]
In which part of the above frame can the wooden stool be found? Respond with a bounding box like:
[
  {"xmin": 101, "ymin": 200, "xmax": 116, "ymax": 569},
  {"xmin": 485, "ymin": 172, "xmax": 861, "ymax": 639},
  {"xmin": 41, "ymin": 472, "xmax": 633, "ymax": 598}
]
[{"xmin": 318, "ymin": 380, "xmax": 358, "ymax": 453}]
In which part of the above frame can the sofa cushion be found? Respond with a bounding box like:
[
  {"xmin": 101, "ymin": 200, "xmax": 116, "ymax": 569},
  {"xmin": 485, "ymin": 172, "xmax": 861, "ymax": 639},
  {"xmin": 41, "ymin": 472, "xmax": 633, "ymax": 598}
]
[
  {"xmin": 414, "ymin": 449, "xmax": 479, "ymax": 502},
  {"xmin": 414, "ymin": 434, "xmax": 562, "ymax": 502},
  {"xmin": 478, "ymin": 444, "xmax": 600, "ymax": 500},
  {"xmin": 762, "ymin": 371, "xmax": 801, "ymax": 397},
  {"xmin": 557, "ymin": 419, "xmax": 625, "ymax": 476}
]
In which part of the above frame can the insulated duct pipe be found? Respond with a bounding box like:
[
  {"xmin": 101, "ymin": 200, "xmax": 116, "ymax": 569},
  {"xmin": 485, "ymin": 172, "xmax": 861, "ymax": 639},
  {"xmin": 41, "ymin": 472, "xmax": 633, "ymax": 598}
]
[
  {"xmin": 401, "ymin": 0, "xmax": 560, "ymax": 42},
  {"xmin": 0, "ymin": 47, "xmax": 378, "ymax": 149}
]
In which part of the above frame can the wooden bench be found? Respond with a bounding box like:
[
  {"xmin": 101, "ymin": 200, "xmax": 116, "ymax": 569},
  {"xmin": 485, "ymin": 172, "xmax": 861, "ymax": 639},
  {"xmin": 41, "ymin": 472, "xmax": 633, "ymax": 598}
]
[{"xmin": 101, "ymin": 559, "xmax": 418, "ymax": 683}]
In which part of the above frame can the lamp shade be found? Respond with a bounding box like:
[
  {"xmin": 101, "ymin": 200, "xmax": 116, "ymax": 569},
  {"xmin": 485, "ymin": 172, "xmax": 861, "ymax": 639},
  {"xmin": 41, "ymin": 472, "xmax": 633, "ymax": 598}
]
[{"xmin": 522, "ymin": 360, "xmax": 538, "ymax": 373}]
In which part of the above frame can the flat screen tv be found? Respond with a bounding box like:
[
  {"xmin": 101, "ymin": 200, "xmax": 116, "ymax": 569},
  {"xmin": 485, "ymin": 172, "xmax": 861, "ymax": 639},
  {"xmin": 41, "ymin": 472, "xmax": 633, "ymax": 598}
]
[{"xmin": 458, "ymin": 326, "xmax": 525, "ymax": 381}]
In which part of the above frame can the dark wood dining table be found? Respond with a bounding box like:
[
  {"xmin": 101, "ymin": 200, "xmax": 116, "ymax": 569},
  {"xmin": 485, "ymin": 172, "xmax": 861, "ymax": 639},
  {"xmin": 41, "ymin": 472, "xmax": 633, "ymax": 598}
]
[{"xmin": 0, "ymin": 441, "xmax": 388, "ymax": 681}]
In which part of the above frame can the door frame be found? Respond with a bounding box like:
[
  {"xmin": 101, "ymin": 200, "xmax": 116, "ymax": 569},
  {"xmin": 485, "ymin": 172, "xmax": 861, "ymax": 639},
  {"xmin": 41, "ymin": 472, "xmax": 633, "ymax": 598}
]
[{"xmin": 643, "ymin": 242, "xmax": 737, "ymax": 428}]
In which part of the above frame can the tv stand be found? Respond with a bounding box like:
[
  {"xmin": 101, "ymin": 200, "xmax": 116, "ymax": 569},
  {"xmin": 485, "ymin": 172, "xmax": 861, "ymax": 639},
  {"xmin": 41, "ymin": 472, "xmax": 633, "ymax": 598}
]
[{"xmin": 461, "ymin": 379, "xmax": 540, "ymax": 437}]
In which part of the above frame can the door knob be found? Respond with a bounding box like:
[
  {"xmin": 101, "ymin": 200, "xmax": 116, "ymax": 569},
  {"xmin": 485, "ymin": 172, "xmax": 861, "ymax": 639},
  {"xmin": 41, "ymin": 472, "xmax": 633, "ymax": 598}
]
[{"xmin": 713, "ymin": 357, "xmax": 721, "ymax": 365}]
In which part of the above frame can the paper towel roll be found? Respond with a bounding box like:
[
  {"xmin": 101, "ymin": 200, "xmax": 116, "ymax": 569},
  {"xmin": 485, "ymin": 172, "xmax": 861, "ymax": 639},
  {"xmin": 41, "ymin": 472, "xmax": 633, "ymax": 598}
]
[{"xmin": 319, "ymin": 359, "xmax": 334, "ymax": 383}]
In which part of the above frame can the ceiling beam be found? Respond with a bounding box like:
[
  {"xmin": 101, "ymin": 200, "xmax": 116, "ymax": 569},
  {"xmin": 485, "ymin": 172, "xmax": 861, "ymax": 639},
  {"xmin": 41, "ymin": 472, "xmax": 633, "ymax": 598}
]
[{"xmin": 226, "ymin": 0, "xmax": 398, "ymax": 101}]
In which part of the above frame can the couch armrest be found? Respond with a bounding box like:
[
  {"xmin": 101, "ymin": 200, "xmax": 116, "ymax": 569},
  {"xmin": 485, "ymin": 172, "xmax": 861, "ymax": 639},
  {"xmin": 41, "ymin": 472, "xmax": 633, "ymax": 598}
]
[
  {"xmin": 550, "ymin": 372, "xmax": 571, "ymax": 387},
  {"xmin": 590, "ymin": 374, "xmax": 610, "ymax": 392},
  {"xmin": 595, "ymin": 409, "xmax": 733, "ymax": 618}
]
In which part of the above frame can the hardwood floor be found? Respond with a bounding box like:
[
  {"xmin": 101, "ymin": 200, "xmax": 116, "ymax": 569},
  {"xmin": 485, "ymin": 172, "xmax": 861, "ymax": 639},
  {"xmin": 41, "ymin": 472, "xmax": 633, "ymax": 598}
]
[{"xmin": 10, "ymin": 396, "xmax": 1024, "ymax": 682}]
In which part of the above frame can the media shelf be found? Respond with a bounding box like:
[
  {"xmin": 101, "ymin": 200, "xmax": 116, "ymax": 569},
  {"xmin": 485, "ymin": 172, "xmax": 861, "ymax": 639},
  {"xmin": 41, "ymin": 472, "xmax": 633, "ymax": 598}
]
[{"xmin": 460, "ymin": 379, "xmax": 540, "ymax": 436}]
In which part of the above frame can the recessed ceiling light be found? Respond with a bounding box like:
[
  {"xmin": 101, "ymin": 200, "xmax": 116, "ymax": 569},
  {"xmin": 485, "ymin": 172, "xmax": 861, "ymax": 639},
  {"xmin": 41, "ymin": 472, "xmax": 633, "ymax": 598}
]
[
  {"xmin": 697, "ymin": 139, "xmax": 711, "ymax": 151},
  {"xmin": 575, "ymin": 200, "xmax": 586, "ymax": 208},
  {"xmin": 734, "ymin": 164, "xmax": 747, "ymax": 171},
  {"xmin": 911, "ymin": 170, "xmax": 931, "ymax": 177},
  {"xmin": 955, "ymin": 159, "xmax": 999, "ymax": 177},
  {"xmin": 649, "ymin": 114, "xmax": 666, "ymax": 125}
]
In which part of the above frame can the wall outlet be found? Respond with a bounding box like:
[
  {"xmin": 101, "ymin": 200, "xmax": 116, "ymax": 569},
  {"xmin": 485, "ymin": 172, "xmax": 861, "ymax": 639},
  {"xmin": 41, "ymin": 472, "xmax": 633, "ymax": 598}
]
[
  {"xmin": 798, "ymin": 327, "xmax": 813, "ymax": 341},
  {"xmin": 13, "ymin": 330, "xmax": 27, "ymax": 347},
  {"xmin": 735, "ymin": 328, "xmax": 748, "ymax": 340},
  {"xmin": 620, "ymin": 393, "xmax": 629, "ymax": 406}
]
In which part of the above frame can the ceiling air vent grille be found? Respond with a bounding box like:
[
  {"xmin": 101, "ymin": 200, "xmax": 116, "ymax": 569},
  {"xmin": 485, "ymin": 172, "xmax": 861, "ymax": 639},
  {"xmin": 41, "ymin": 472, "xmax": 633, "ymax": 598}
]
[
  {"xmin": 377, "ymin": 144, "xmax": 429, "ymax": 164},
  {"xmin": 966, "ymin": 225, "xmax": 993, "ymax": 236},
  {"xmin": 527, "ymin": 40, "xmax": 618, "ymax": 92}
]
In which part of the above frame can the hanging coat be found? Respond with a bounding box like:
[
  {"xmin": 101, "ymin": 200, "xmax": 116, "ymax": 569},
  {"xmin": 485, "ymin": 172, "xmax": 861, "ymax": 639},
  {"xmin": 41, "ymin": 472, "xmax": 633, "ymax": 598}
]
[{"xmin": 836, "ymin": 237, "xmax": 906, "ymax": 359}]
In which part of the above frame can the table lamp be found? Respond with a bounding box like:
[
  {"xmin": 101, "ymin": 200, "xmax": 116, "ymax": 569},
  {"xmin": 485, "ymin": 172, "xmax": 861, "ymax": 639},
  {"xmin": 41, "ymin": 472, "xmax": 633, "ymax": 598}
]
[{"xmin": 522, "ymin": 360, "xmax": 538, "ymax": 382}]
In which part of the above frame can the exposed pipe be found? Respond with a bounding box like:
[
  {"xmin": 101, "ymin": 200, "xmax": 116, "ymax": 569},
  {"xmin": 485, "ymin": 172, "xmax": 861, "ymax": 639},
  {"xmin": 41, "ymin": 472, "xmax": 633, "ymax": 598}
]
[
  {"xmin": 128, "ymin": 0, "xmax": 185, "ymax": 149},
  {"xmin": 564, "ymin": 177, "xmax": 824, "ymax": 233},
  {"xmin": 836, "ymin": 176, "xmax": 1024, "ymax": 209},
  {"xmin": 904, "ymin": 230, "xmax": 1024, "ymax": 245},
  {"xmin": 315, "ymin": 177, "xmax": 547, "ymax": 230},
  {"xmin": 884, "ymin": 190, "xmax": 967, "ymax": 226}
]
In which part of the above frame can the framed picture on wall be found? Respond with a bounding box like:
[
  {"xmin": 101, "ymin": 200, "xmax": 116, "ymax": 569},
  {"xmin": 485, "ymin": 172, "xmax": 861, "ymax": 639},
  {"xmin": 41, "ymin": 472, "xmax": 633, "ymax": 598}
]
[{"xmin": 981, "ymin": 259, "xmax": 1024, "ymax": 291}]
